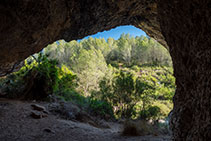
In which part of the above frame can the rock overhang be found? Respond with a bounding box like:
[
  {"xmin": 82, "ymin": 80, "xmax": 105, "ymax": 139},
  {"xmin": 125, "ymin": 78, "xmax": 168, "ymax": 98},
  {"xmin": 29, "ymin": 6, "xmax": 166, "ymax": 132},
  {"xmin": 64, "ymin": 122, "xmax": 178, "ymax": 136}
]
[{"xmin": 0, "ymin": 0, "xmax": 166, "ymax": 76}]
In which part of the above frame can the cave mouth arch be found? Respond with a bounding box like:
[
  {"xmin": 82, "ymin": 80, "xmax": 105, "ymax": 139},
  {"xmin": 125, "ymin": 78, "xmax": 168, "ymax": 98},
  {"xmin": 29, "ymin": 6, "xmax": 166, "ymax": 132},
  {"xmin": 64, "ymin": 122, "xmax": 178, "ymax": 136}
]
[
  {"xmin": 0, "ymin": 24, "xmax": 175, "ymax": 131},
  {"xmin": 5, "ymin": 25, "xmax": 175, "ymax": 125},
  {"xmin": 0, "ymin": 1, "xmax": 211, "ymax": 140}
]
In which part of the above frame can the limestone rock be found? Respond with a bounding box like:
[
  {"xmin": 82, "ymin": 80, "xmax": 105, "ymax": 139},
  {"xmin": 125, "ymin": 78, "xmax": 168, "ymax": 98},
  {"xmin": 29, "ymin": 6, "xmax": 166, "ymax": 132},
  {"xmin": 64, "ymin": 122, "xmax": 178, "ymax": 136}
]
[{"xmin": 158, "ymin": 1, "xmax": 211, "ymax": 140}]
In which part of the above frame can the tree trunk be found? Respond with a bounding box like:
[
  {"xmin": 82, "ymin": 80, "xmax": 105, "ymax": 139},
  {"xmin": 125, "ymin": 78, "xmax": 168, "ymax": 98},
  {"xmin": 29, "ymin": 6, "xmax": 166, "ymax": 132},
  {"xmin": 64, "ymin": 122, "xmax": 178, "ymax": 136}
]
[{"xmin": 158, "ymin": 1, "xmax": 211, "ymax": 140}]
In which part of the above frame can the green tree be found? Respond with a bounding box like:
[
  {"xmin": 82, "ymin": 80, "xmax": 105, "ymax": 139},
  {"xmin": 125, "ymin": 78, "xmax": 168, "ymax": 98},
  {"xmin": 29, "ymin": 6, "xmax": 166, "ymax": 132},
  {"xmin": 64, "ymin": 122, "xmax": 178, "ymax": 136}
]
[{"xmin": 70, "ymin": 46, "xmax": 108, "ymax": 96}]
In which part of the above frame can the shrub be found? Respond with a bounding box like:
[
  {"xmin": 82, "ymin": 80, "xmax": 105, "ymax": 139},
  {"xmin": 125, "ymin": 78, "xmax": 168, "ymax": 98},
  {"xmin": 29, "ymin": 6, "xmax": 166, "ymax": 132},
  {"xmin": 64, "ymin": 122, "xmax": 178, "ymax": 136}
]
[
  {"xmin": 0, "ymin": 53, "xmax": 80, "ymax": 101},
  {"xmin": 0, "ymin": 53, "xmax": 60, "ymax": 100},
  {"xmin": 152, "ymin": 101, "xmax": 173, "ymax": 118},
  {"xmin": 122, "ymin": 120, "xmax": 154, "ymax": 136},
  {"xmin": 139, "ymin": 106, "xmax": 161, "ymax": 120},
  {"xmin": 88, "ymin": 99, "xmax": 114, "ymax": 119},
  {"xmin": 131, "ymin": 65, "xmax": 140, "ymax": 72}
]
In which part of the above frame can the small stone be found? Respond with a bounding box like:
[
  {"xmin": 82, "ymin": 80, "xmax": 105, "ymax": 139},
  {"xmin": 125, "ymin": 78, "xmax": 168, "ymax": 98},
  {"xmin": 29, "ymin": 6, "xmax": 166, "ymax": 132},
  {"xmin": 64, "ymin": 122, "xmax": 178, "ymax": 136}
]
[
  {"xmin": 30, "ymin": 111, "xmax": 48, "ymax": 119},
  {"xmin": 30, "ymin": 111, "xmax": 42, "ymax": 119},
  {"xmin": 31, "ymin": 104, "xmax": 46, "ymax": 111}
]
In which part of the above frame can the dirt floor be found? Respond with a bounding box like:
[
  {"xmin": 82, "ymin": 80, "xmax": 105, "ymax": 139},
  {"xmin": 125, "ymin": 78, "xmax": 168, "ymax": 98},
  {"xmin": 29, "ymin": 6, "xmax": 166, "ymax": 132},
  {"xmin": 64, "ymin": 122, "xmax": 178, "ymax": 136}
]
[{"xmin": 0, "ymin": 99, "xmax": 171, "ymax": 141}]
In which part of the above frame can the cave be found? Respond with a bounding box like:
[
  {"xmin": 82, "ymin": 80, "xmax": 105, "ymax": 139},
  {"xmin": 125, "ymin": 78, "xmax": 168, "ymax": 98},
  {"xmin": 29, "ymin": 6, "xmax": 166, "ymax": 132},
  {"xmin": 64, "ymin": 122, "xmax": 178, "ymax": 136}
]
[{"xmin": 0, "ymin": 0, "xmax": 211, "ymax": 140}]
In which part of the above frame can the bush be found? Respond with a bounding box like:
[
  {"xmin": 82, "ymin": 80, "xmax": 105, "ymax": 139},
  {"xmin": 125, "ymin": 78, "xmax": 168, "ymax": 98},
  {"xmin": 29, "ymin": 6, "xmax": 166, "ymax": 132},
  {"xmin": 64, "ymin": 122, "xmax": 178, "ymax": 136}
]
[
  {"xmin": 139, "ymin": 106, "xmax": 161, "ymax": 120},
  {"xmin": 122, "ymin": 120, "xmax": 154, "ymax": 136},
  {"xmin": 0, "ymin": 53, "xmax": 80, "ymax": 101},
  {"xmin": 0, "ymin": 54, "xmax": 60, "ymax": 100},
  {"xmin": 89, "ymin": 99, "xmax": 114, "ymax": 119},
  {"xmin": 131, "ymin": 65, "xmax": 140, "ymax": 72},
  {"xmin": 152, "ymin": 101, "xmax": 173, "ymax": 118}
]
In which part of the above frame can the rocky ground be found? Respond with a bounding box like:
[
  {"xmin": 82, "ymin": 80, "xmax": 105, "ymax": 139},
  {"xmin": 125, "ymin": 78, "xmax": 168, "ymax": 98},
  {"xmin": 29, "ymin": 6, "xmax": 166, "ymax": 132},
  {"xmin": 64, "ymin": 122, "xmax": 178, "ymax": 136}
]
[{"xmin": 0, "ymin": 98, "xmax": 171, "ymax": 141}]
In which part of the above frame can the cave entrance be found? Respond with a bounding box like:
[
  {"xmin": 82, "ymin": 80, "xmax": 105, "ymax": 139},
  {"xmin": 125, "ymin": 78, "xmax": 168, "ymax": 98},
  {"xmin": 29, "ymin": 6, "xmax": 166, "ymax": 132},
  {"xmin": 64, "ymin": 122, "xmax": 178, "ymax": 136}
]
[
  {"xmin": 0, "ymin": 1, "xmax": 210, "ymax": 140},
  {"xmin": 44, "ymin": 25, "xmax": 175, "ymax": 121},
  {"xmin": 0, "ymin": 25, "xmax": 175, "ymax": 136}
]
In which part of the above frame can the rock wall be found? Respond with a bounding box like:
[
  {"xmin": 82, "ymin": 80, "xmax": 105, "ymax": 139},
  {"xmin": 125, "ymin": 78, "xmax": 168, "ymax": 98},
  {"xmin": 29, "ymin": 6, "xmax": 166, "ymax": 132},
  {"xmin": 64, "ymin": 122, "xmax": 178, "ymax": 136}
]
[
  {"xmin": 158, "ymin": 0, "xmax": 211, "ymax": 140},
  {"xmin": 0, "ymin": 0, "xmax": 210, "ymax": 140}
]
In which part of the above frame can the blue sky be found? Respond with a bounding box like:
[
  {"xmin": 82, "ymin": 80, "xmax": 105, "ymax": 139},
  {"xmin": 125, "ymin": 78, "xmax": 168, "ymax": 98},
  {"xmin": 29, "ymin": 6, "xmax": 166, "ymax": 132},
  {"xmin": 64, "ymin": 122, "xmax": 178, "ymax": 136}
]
[{"xmin": 80, "ymin": 25, "xmax": 146, "ymax": 41}]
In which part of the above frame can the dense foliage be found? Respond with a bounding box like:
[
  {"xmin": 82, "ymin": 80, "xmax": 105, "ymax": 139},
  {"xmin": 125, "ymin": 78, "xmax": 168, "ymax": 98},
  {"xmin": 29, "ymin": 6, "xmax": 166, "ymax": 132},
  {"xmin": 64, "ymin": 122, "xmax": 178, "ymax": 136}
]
[
  {"xmin": 0, "ymin": 34, "xmax": 175, "ymax": 120},
  {"xmin": 92, "ymin": 66, "xmax": 175, "ymax": 119}
]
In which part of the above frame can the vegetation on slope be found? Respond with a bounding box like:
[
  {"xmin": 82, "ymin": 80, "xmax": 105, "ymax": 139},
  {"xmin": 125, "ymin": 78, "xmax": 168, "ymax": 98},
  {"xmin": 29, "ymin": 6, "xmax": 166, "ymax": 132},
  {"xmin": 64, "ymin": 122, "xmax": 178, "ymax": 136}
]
[{"xmin": 0, "ymin": 34, "xmax": 175, "ymax": 121}]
